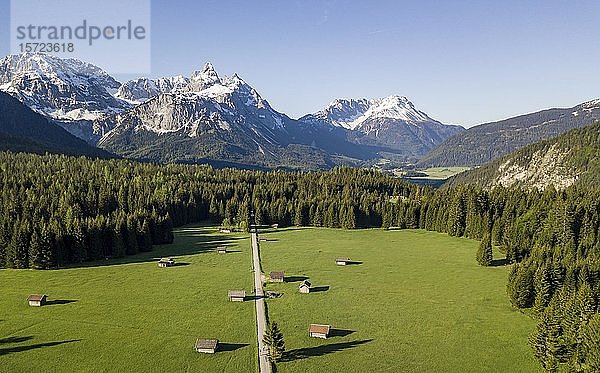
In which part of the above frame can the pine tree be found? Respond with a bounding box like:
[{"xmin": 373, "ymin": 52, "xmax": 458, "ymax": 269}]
[
  {"xmin": 263, "ymin": 321, "xmax": 285, "ymax": 363},
  {"xmin": 476, "ymin": 234, "xmax": 493, "ymax": 266}
]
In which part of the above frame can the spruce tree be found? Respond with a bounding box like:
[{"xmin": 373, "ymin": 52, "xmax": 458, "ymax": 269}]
[
  {"xmin": 263, "ymin": 321, "xmax": 285, "ymax": 363},
  {"xmin": 476, "ymin": 234, "xmax": 493, "ymax": 266}
]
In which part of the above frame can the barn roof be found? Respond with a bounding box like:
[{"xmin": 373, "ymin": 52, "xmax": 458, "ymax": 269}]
[
  {"xmin": 195, "ymin": 338, "xmax": 218, "ymax": 350},
  {"xmin": 270, "ymin": 271, "xmax": 284, "ymax": 279},
  {"xmin": 335, "ymin": 258, "xmax": 350, "ymax": 262},
  {"xmin": 228, "ymin": 290, "xmax": 246, "ymax": 298},
  {"xmin": 309, "ymin": 324, "xmax": 330, "ymax": 334},
  {"xmin": 299, "ymin": 280, "xmax": 311, "ymax": 288},
  {"xmin": 27, "ymin": 294, "xmax": 46, "ymax": 301}
]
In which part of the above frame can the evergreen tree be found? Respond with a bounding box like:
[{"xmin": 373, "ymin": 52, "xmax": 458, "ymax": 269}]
[
  {"xmin": 263, "ymin": 321, "xmax": 285, "ymax": 363},
  {"xmin": 476, "ymin": 234, "xmax": 493, "ymax": 266}
]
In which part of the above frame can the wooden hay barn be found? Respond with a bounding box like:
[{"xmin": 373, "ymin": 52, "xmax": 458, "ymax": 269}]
[
  {"xmin": 27, "ymin": 294, "xmax": 47, "ymax": 307},
  {"xmin": 270, "ymin": 271, "xmax": 284, "ymax": 283},
  {"xmin": 158, "ymin": 258, "xmax": 175, "ymax": 267},
  {"xmin": 228, "ymin": 290, "xmax": 246, "ymax": 302},
  {"xmin": 309, "ymin": 324, "xmax": 331, "ymax": 339},
  {"xmin": 335, "ymin": 258, "xmax": 351, "ymax": 266},
  {"xmin": 299, "ymin": 280, "xmax": 311, "ymax": 294},
  {"xmin": 195, "ymin": 338, "xmax": 219, "ymax": 353}
]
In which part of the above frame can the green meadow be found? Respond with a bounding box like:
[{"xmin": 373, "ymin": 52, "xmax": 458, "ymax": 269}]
[
  {"xmin": 0, "ymin": 226, "xmax": 256, "ymax": 372},
  {"xmin": 259, "ymin": 228, "xmax": 540, "ymax": 372},
  {"xmin": 0, "ymin": 225, "xmax": 541, "ymax": 372}
]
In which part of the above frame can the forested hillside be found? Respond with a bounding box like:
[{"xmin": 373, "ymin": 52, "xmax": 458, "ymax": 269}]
[
  {"xmin": 1, "ymin": 151, "xmax": 599, "ymax": 371},
  {"xmin": 446, "ymin": 121, "xmax": 600, "ymax": 190},
  {"xmin": 418, "ymin": 99, "xmax": 600, "ymax": 168}
]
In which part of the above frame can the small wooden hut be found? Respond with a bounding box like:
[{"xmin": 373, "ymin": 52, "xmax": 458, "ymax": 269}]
[
  {"xmin": 27, "ymin": 294, "xmax": 47, "ymax": 307},
  {"xmin": 228, "ymin": 290, "xmax": 246, "ymax": 302},
  {"xmin": 309, "ymin": 324, "xmax": 331, "ymax": 339},
  {"xmin": 195, "ymin": 338, "xmax": 219, "ymax": 353},
  {"xmin": 270, "ymin": 271, "xmax": 284, "ymax": 283},
  {"xmin": 158, "ymin": 258, "xmax": 175, "ymax": 267},
  {"xmin": 299, "ymin": 280, "xmax": 311, "ymax": 294},
  {"xmin": 335, "ymin": 258, "xmax": 351, "ymax": 266}
]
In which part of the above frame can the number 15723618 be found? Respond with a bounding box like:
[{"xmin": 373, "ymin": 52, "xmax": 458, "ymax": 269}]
[{"xmin": 19, "ymin": 43, "xmax": 75, "ymax": 53}]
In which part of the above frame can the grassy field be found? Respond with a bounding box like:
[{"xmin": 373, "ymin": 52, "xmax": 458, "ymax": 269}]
[
  {"xmin": 259, "ymin": 228, "xmax": 540, "ymax": 372},
  {"xmin": 0, "ymin": 225, "xmax": 257, "ymax": 372}
]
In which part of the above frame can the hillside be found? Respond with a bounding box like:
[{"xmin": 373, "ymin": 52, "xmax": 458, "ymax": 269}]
[
  {"xmin": 0, "ymin": 92, "xmax": 113, "ymax": 158},
  {"xmin": 418, "ymin": 99, "xmax": 600, "ymax": 167},
  {"xmin": 445, "ymin": 121, "xmax": 600, "ymax": 190}
]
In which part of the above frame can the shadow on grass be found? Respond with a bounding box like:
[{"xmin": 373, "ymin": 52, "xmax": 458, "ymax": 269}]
[
  {"xmin": 329, "ymin": 329, "xmax": 355, "ymax": 337},
  {"xmin": 0, "ymin": 336, "xmax": 34, "ymax": 344},
  {"xmin": 173, "ymin": 262, "xmax": 191, "ymax": 267},
  {"xmin": 285, "ymin": 276, "xmax": 309, "ymax": 283},
  {"xmin": 310, "ymin": 286, "xmax": 329, "ymax": 293},
  {"xmin": 0, "ymin": 338, "xmax": 81, "ymax": 355},
  {"xmin": 46, "ymin": 299, "xmax": 77, "ymax": 306},
  {"xmin": 346, "ymin": 261, "xmax": 363, "ymax": 266},
  {"xmin": 62, "ymin": 224, "xmax": 245, "ymax": 269},
  {"xmin": 246, "ymin": 295, "xmax": 264, "ymax": 301},
  {"xmin": 281, "ymin": 339, "xmax": 373, "ymax": 362},
  {"xmin": 491, "ymin": 258, "xmax": 508, "ymax": 267},
  {"xmin": 219, "ymin": 343, "xmax": 250, "ymax": 352}
]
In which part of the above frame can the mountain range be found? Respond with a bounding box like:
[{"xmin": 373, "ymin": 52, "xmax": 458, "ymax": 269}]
[
  {"xmin": 1, "ymin": 53, "xmax": 599, "ymax": 175},
  {"xmin": 0, "ymin": 53, "xmax": 462, "ymax": 169}
]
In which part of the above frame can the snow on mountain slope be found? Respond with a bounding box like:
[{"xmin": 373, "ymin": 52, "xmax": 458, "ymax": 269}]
[
  {"xmin": 300, "ymin": 95, "xmax": 464, "ymax": 156},
  {"xmin": 301, "ymin": 95, "xmax": 435, "ymax": 130},
  {"xmin": 99, "ymin": 63, "xmax": 294, "ymax": 152},
  {"xmin": 0, "ymin": 53, "xmax": 129, "ymax": 121},
  {"xmin": 115, "ymin": 76, "xmax": 189, "ymax": 103}
]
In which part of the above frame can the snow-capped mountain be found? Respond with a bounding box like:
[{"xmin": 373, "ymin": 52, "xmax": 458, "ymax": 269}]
[
  {"xmin": 0, "ymin": 53, "xmax": 129, "ymax": 121},
  {"xmin": 102, "ymin": 63, "xmax": 287, "ymax": 138},
  {"xmin": 97, "ymin": 63, "xmax": 348, "ymax": 168},
  {"xmin": 300, "ymin": 95, "xmax": 464, "ymax": 157},
  {"xmin": 0, "ymin": 53, "xmax": 461, "ymax": 168},
  {"xmin": 302, "ymin": 96, "xmax": 431, "ymax": 130}
]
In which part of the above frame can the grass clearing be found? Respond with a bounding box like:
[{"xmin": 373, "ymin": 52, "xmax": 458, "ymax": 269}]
[
  {"xmin": 260, "ymin": 228, "xmax": 540, "ymax": 372},
  {"xmin": 0, "ymin": 225, "xmax": 257, "ymax": 372}
]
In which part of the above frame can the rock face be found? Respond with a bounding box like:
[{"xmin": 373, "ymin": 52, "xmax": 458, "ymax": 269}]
[{"xmin": 418, "ymin": 99, "xmax": 600, "ymax": 168}]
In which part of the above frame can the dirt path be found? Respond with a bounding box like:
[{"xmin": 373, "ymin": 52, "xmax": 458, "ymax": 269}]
[{"xmin": 251, "ymin": 231, "xmax": 271, "ymax": 373}]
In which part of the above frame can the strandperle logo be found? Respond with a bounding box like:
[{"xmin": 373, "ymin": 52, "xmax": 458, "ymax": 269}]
[
  {"xmin": 15, "ymin": 20, "xmax": 147, "ymax": 47},
  {"xmin": 10, "ymin": 0, "xmax": 151, "ymax": 74}
]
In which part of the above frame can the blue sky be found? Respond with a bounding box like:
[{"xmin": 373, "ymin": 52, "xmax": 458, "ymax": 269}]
[{"xmin": 1, "ymin": 0, "xmax": 599, "ymax": 127}]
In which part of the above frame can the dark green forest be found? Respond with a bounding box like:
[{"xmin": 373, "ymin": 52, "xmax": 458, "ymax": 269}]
[{"xmin": 1, "ymin": 150, "xmax": 599, "ymax": 371}]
